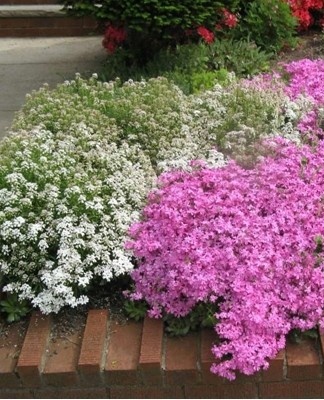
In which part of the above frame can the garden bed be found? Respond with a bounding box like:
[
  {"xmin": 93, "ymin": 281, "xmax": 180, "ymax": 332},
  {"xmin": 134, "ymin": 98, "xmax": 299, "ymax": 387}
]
[{"xmin": 2, "ymin": 17, "xmax": 324, "ymax": 396}]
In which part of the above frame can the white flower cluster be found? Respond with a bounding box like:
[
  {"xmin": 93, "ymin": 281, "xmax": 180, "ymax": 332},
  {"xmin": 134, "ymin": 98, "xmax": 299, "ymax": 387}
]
[
  {"xmin": 0, "ymin": 125, "xmax": 155, "ymax": 313},
  {"xmin": 13, "ymin": 74, "xmax": 312, "ymax": 174}
]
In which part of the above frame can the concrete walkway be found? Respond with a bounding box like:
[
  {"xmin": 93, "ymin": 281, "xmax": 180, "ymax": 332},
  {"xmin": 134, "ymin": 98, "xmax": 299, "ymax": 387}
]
[{"xmin": 0, "ymin": 36, "xmax": 106, "ymax": 138}]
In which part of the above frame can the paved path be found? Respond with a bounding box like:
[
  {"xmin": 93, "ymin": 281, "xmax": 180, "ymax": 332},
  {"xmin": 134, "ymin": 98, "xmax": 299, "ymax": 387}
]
[{"xmin": 0, "ymin": 36, "xmax": 106, "ymax": 138}]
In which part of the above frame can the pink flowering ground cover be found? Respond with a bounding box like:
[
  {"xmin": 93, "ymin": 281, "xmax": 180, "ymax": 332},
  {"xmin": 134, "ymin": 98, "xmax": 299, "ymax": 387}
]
[
  {"xmin": 127, "ymin": 138, "xmax": 324, "ymax": 379},
  {"xmin": 126, "ymin": 60, "xmax": 324, "ymax": 380},
  {"xmin": 283, "ymin": 59, "xmax": 324, "ymax": 138}
]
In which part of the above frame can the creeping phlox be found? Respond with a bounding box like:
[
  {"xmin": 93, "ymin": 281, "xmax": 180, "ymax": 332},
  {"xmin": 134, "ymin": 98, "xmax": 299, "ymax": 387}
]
[
  {"xmin": 127, "ymin": 138, "xmax": 324, "ymax": 380},
  {"xmin": 247, "ymin": 59, "xmax": 324, "ymax": 142},
  {"xmin": 0, "ymin": 125, "xmax": 155, "ymax": 313},
  {"xmin": 283, "ymin": 59, "xmax": 324, "ymax": 140}
]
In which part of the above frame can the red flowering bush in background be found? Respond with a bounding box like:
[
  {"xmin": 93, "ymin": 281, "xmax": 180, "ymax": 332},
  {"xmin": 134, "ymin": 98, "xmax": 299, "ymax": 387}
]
[
  {"xmin": 287, "ymin": 0, "xmax": 324, "ymax": 30},
  {"xmin": 187, "ymin": 9, "xmax": 239, "ymax": 45},
  {"xmin": 102, "ymin": 25, "xmax": 127, "ymax": 54},
  {"xmin": 221, "ymin": 8, "xmax": 239, "ymax": 28},
  {"xmin": 196, "ymin": 26, "xmax": 215, "ymax": 44}
]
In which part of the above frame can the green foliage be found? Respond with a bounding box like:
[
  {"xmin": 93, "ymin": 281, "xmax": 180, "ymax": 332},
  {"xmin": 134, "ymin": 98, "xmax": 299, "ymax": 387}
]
[
  {"xmin": 59, "ymin": 0, "xmax": 240, "ymax": 63},
  {"xmin": 288, "ymin": 328, "xmax": 319, "ymax": 344},
  {"xmin": 234, "ymin": 0, "xmax": 298, "ymax": 53},
  {"xmin": 60, "ymin": 0, "xmax": 240, "ymax": 32},
  {"xmin": 100, "ymin": 43, "xmax": 211, "ymax": 86},
  {"xmin": 207, "ymin": 38, "xmax": 272, "ymax": 77},
  {"xmin": 0, "ymin": 293, "xmax": 30, "ymax": 323},
  {"xmin": 164, "ymin": 303, "xmax": 218, "ymax": 336},
  {"xmin": 124, "ymin": 299, "xmax": 218, "ymax": 336},
  {"xmin": 61, "ymin": 0, "xmax": 299, "ymax": 65},
  {"xmin": 124, "ymin": 300, "xmax": 148, "ymax": 321},
  {"xmin": 101, "ymin": 40, "xmax": 271, "ymax": 94}
]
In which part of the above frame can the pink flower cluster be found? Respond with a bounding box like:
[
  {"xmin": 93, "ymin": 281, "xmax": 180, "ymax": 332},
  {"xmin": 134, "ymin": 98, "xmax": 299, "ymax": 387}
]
[
  {"xmin": 284, "ymin": 59, "xmax": 324, "ymax": 104},
  {"xmin": 127, "ymin": 138, "xmax": 324, "ymax": 380},
  {"xmin": 283, "ymin": 59, "xmax": 324, "ymax": 138}
]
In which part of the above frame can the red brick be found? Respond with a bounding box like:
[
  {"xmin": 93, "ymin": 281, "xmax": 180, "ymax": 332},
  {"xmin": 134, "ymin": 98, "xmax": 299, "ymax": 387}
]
[
  {"xmin": 259, "ymin": 380, "xmax": 324, "ymax": 398},
  {"xmin": 78, "ymin": 309, "xmax": 108, "ymax": 386},
  {"xmin": 110, "ymin": 386, "xmax": 184, "ymax": 399},
  {"xmin": 16, "ymin": 312, "xmax": 51, "ymax": 387},
  {"xmin": 51, "ymin": 17, "xmax": 97, "ymax": 29},
  {"xmin": 319, "ymin": 327, "xmax": 324, "ymax": 362},
  {"xmin": 261, "ymin": 349, "xmax": 285, "ymax": 382},
  {"xmin": 286, "ymin": 338, "xmax": 321, "ymax": 380},
  {"xmin": 185, "ymin": 384, "xmax": 257, "ymax": 399},
  {"xmin": 165, "ymin": 332, "xmax": 200, "ymax": 385},
  {"xmin": 0, "ymin": 17, "xmax": 97, "ymax": 30},
  {"xmin": 139, "ymin": 317, "xmax": 163, "ymax": 385},
  {"xmin": 104, "ymin": 320, "xmax": 142, "ymax": 385},
  {"xmin": 0, "ymin": 320, "xmax": 27, "ymax": 388},
  {"xmin": 200, "ymin": 329, "xmax": 225, "ymax": 385},
  {"xmin": 33, "ymin": 388, "xmax": 108, "ymax": 399},
  {"xmin": 43, "ymin": 328, "xmax": 83, "ymax": 387},
  {"xmin": 200, "ymin": 328, "xmax": 261, "ymax": 385}
]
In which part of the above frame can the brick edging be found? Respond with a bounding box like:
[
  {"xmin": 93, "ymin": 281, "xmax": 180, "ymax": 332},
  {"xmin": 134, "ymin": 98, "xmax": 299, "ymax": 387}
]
[{"xmin": 1, "ymin": 310, "xmax": 324, "ymax": 398}]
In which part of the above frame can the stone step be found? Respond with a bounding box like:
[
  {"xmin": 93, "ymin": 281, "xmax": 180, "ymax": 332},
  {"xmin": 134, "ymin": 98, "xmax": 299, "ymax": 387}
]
[
  {"xmin": 2, "ymin": 0, "xmax": 59, "ymax": 4},
  {"xmin": 0, "ymin": 4, "xmax": 63, "ymax": 17},
  {"xmin": 0, "ymin": 4, "xmax": 100, "ymax": 37}
]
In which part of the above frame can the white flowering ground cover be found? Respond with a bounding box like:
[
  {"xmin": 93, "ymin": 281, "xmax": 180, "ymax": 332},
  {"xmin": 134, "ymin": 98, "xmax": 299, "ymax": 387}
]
[
  {"xmin": 0, "ymin": 72, "xmax": 314, "ymax": 314},
  {"xmin": 0, "ymin": 124, "xmax": 155, "ymax": 313}
]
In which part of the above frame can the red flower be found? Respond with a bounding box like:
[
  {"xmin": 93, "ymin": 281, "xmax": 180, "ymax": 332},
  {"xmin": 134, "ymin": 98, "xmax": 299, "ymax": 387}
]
[
  {"xmin": 196, "ymin": 26, "xmax": 215, "ymax": 43},
  {"xmin": 286, "ymin": 0, "xmax": 324, "ymax": 30},
  {"xmin": 222, "ymin": 9, "xmax": 238, "ymax": 28},
  {"xmin": 102, "ymin": 25, "xmax": 127, "ymax": 54}
]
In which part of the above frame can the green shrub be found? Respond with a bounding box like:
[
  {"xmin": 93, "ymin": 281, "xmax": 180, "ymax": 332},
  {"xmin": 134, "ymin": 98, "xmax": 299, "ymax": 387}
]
[
  {"xmin": 207, "ymin": 38, "xmax": 272, "ymax": 77},
  {"xmin": 234, "ymin": 0, "xmax": 298, "ymax": 52},
  {"xmin": 60, "ymin": 0, "xmax": 298, "ymax": 63},
  {"xmin": 101, "ymin": 40, "xmax": 271, "ymax": 93},
  {"xmin": 60, "ymin": 0, "xmax": 240, "ymax": 33},
  {"xmin": 100, "ymin": 43, "xmax": 211, "ymax": 87},
  {"xmin": 59, "ymin": 0, "xmax": 240, "ymax": 62}
]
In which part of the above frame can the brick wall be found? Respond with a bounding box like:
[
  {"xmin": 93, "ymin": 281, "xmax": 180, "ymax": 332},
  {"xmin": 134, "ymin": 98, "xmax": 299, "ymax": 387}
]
[
  {"xmin": 1, "ymin": 310, "xmax": 324, "ymax": 398},
  {"xmin": 0, "ymin": 16, "xmax": 100, "ymax": 37}
]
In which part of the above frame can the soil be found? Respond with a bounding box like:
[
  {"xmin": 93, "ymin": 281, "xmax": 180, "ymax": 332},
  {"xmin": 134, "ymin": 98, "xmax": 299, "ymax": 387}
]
[
  {"xmin": 49, "ymin": 276, "xmax": 132, "ymax": 340},
  {"xmin": 271, "ymin": 30, "xmax": 324, "ymax": 69},
  {"xmin": 0, "ymin": 276, "xmax": 131, "ymax": 344}
]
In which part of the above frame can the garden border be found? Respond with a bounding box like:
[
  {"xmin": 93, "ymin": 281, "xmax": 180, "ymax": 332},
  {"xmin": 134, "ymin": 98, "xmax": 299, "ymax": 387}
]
[{"xmin": 1, "ymin": 310, "xmax": 324, "ymax": 398}]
